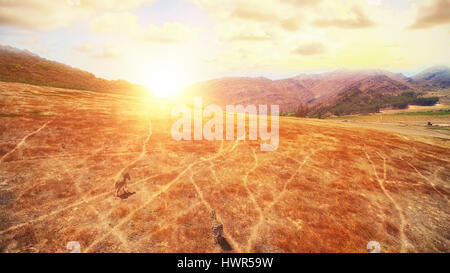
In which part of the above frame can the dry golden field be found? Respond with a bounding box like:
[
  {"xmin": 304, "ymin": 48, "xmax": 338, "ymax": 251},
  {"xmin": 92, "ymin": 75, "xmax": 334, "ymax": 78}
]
[{"xmin": 0, "ymin": 81, "xmax": 449, "ymax": 253}]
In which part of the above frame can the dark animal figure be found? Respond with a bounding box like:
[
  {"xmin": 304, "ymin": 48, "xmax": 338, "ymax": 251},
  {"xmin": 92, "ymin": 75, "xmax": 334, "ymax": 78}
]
[
  {"xmin": 211, "ymin": 210, "xmax": 223, "ymax": 244},
  {"xmin": 210, "ymin": 210, "xmax": 232, "ymax": 251},
  {"xmin": 115, "ymin": 172, "xmax": 131, "ymax": 197}
]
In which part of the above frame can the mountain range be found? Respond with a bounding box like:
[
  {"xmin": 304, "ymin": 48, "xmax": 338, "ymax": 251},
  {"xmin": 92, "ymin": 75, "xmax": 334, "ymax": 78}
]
[
  {"xmin": 184, "ymin": 66, "xmax": 449, "ymax": 115},
  {"xmin": 1, "ymin": 45, "xmax": 448, "ymax": 116}
]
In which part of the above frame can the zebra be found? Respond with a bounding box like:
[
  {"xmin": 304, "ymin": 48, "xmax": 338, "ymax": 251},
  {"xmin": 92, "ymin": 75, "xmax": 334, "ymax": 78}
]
[{"xmin": 211, "ymin": 210, "xmax": 223, "ymax": 244}]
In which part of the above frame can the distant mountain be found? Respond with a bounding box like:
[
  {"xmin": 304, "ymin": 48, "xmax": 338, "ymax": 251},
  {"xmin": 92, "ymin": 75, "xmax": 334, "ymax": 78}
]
[
  {"xmin": 183, "ymin": 77, "xmax": 314, "ymax": 112},
  {"xmin": 411, "ymin": 66, "xmax": 450, "ymax": 89},
  {"xmin": 183, "ymin": 69, "xmax": 418, "ymax": 112},
  {"xmin": 293, "ymin": 69, "xmax": 413, "ymax": 106},
  {"xmin": 0, "ymin": 45, "xmax": 150, "ymax": 97}
]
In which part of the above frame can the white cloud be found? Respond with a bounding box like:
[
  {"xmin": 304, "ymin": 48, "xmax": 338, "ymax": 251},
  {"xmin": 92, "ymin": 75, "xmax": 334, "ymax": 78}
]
[
  {"xmin": 94, "ymin": 43, "xmax": 122, "ymax": 58},
  {"xmin": 410, "ymin": 0, "xmax": 450, "ymax": 29},
  {"xmin": 90, "ymin": 12, "xmax": 197, "ymax": 43},
  {"xmin": 217, "ymin": 21, "xmax": 273, "ymax": 41},
  {"xmin": 294, "ymin": 42, "xmax": 327, "ymax": 55},
  {"xmin": 0, "ymin": 0, "xmax": 155, "ymax": 29},
  {"xmin": 89, "ymin": 12, "xmax": 138, "ymax": 34},
  {"xmin": 313, "ymin": 6, "xmax": 375, "ymax": 28}
]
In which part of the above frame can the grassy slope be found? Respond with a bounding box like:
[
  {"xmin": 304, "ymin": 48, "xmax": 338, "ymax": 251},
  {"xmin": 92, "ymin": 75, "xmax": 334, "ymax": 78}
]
[{"xmin": 0, "ymin": 81, "xmax": 449, "ymax": 253}]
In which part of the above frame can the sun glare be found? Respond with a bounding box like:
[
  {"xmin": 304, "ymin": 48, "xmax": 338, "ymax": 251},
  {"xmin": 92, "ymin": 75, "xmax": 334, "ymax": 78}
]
[{"xmin": 144, "ymin": 62, "xmax": 188, "ymax": 99}]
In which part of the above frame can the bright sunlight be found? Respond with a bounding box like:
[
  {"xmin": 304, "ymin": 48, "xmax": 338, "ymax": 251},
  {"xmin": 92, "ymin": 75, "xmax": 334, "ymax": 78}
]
[{"xmin": 144, "ymin": 61, "xmax": 188, "ymax": 98}]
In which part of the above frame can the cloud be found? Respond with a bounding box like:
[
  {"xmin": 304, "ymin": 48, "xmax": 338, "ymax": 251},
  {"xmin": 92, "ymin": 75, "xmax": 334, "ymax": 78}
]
[
  {"xmin": 366, "ymin": 0, "xmax": 381, "ymax": 6},
  {"xmin": 191, "ymin": 0, "xmax": 377, "ymax": 36},
  {"xmin": 0, "ymin": 0, "xmax": 87, "ymax": 29},
  {"xmin": 73, "ymin": 42, "xmax": 121, "ymax": 58},
  {"xmin": 143, "ymin": 23, "xmax": 195, "ymax": 43},
  {"xmin": 280, "ymin": 18, "xmax": 301, "ymax": 31},
  {"xmin": 410, "ymin": 0, "xmax": 450, "ymax": 29},
  {"xmin": 76, "ymin": 0, "xmax": 155, "ymax": 10},
  {"xmin": 90, "ymin": 12, "xmax": 196, "ymax": 43},
  {"xmin": 229, "ymin": 35, "xmax": 272, "ymax": 41},
  {"xmin": 227, "ymin": 3, "xmax": 304, "ymax": 34},
  {"xmin": 294, "ymin": 42, "xmax": 327, "ymax": 55},
  {"xmin": 280, "ymin": 0, "xmax": 322, "ymax": 6},
  {"xmin": 230, "ymin": 4, "xmax": 277, "ymax": 22},
  {"xmin": 94, "ymin": 43, "xmax": 122, "ymax": 59},
  {"xmin": 191, "ymin": 0, "xmax": 308, "ymax": 40},
  {"xmin": 217, "ymin": 21, "xmax": 273, "ymax": 41},
  {"xmin": 313, "ymin": 6, "xmax": 375, "ymax": 28},
  {"xmin": 89, "ymin": 12, "xmax": 138, "ymax": 34},
  {"xmin": 0, "ymin": 0, "xmax": 154, "ymax": 30}
]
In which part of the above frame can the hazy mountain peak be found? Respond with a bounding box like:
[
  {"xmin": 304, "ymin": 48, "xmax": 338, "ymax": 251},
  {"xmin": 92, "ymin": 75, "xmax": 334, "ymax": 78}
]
[
  {"xmin": 414, "ymin": 65, "xmax": 450, "ymax": 76},
  {"xmin": 412, "ymin": 65, "xmax": 450, "ymax": 88},
  {"xmin": 0, "ymin": 44, "xmax": 39, "ymax": 57}
]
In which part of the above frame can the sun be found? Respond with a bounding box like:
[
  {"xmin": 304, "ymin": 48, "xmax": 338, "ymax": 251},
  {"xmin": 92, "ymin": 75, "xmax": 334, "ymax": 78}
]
[{"xmin": 143, "ymin": 62, "xmax": 188, "ymax": 99}]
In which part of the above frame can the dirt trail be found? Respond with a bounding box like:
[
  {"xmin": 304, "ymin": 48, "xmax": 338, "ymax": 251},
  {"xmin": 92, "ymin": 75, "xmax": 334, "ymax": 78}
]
[
  {"xmin": 363, "ymin": 148, "xmax": 409, "ymax": 252},
  {"xmin": 112, "ymin": 120, "xmax": 153, "ymax": 181},
  {"xmin": 405, "ymin": 161, "xmax": 447, "ymax": 199},
  {"xmin": 0, "ymin": 120, "xmax": 51, "ymax": 163}
]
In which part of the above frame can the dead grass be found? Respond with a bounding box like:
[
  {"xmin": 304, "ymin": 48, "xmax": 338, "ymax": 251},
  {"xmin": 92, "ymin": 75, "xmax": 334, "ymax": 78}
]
[{"xmin": 0, "ymin": 81, "xmax": 448, "ymax": 253}]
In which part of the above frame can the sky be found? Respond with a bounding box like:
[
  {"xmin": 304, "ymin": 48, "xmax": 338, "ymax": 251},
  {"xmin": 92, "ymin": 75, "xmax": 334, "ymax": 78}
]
[{"xmin": 0, "ymin": 0, "xmax": 449, "ymax": 94}]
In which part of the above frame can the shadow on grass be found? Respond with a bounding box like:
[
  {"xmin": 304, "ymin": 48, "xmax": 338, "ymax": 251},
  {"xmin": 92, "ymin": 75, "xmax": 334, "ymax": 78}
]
[
  {"xmin": 118, "ymin": 191, "xmax": 136, "ymax": 199},
  {"xmin": 217, "ymin": 236, "xmax": 233, "ymax": 251}
]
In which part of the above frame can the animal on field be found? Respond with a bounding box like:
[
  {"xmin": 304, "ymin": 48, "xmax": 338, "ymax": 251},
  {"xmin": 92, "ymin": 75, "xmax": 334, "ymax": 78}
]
[
  {"xmin": 210, "ymin": 210, "xmax": 223, "ymax": 244},
  {"xmin": 115, "ymin": 172, "xmax": 131, "ymax": 197}
]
